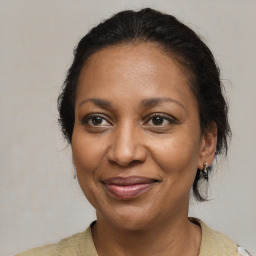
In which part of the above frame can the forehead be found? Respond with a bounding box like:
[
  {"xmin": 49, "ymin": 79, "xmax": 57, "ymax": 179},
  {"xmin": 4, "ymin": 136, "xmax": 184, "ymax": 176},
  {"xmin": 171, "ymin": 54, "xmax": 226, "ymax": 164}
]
[
  {"xmin": 76, "ymin": 43, "xmax": 195, "ymax": 106},
  {"xmin": 80, "ymin": 43, "xmax": 187, "ymax": 79}
]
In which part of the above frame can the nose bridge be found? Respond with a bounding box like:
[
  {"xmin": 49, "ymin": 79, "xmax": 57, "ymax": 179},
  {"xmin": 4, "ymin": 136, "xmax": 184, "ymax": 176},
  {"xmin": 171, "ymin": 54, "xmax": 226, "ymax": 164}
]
[{"xmin": 108, "ymin": 120, "xmax": 146, "ymax": 166}]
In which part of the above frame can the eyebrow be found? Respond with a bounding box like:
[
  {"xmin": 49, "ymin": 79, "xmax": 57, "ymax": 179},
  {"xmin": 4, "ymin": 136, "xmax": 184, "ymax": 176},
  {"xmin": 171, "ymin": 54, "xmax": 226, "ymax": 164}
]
[
  {"xmin": 79, "ymin": 98, "xmax": 112, "ymax": 108},
  {"xmin": 78, "ymin": 97, "xmax": 185, "ymax": 110},
  {"xmin": 141, "ymin": 97, "xmax": 185, "ymax": 110}
]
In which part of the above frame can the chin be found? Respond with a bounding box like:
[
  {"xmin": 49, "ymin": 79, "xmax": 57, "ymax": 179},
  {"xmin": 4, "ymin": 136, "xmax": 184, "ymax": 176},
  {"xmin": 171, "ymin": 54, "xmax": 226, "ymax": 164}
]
[{"xmin": 98, "ymin": 205, "xmax": 159, "ymax": 231}]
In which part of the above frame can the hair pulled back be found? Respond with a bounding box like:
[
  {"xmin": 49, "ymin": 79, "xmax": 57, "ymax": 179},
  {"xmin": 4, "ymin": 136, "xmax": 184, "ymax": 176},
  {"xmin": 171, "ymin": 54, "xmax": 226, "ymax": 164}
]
[{"xmin": 58, "ymin": 8, "xmax": 231, "ymax": 201}]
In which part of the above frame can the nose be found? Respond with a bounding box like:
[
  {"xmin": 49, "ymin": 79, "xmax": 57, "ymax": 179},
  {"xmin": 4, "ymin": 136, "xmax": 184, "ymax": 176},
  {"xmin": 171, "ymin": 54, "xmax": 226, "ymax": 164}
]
[{"xmin": 107, "ymin": 123, "xmax": 147, "ymax": 167}]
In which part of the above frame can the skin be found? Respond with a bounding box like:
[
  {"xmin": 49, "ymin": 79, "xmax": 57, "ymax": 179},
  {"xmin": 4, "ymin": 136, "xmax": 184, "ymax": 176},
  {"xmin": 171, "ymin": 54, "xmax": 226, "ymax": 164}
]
[{"xmin": 72, "ymin": 43, "xmax": 217, "ymax": 256}]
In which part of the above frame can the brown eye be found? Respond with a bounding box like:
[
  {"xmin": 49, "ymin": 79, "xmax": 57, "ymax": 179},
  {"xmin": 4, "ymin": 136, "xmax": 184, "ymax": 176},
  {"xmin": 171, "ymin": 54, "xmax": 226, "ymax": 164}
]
[
  {"xmin": 145, "ymin": 114, "xmax": 174, "ymax": 127},
  {"xmin": 91, "ymin": 116, "xmax": 104, "ymax": 125},
  {"xmin": 152, "ymin": 116, "xmax": 164, "ymax": 126},
  {"xmin": 81, "ymin": 114, "xmax": 111, "ymax": 127}
]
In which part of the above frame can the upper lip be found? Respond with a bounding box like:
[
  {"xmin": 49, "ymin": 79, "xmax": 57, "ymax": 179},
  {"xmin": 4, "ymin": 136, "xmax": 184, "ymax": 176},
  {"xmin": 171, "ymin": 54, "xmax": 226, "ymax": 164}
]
[{"xmin": 102, "ymin": 176, "xmax": 158, "ymax": 186}]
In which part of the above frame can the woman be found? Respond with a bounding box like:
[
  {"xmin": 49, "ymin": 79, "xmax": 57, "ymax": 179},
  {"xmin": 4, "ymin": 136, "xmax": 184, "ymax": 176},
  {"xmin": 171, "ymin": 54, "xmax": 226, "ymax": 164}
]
[{"xmin": 17, "ymin": 8, "xmax": 251, "ymax": 256}]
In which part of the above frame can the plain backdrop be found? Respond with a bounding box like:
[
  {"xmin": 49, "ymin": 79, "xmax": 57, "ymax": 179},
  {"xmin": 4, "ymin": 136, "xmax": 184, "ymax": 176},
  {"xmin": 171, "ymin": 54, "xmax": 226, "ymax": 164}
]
[{"xmin": 0, "ymin": 1, "xmax": 255, "ymax": 255}]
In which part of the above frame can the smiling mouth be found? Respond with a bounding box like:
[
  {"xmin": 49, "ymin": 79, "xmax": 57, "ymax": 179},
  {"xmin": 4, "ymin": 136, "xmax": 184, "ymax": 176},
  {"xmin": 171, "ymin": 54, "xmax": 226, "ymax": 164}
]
[{"xmin": 102, "ymin": 176, "xmax": 158, "ymax": 199}]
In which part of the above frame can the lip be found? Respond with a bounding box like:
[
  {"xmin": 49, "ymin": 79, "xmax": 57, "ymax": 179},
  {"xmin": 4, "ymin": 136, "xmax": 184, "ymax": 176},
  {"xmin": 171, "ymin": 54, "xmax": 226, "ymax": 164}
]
[{"xmin": 102, "ymin": 176, "xmax": 158, "ymax": 199}]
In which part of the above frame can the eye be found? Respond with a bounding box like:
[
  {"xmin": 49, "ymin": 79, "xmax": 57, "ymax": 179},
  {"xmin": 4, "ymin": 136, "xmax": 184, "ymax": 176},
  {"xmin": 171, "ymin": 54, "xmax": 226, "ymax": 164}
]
[
  {"xmin": 151, "ymin": 116, "xmax": 167, "ymax": 126},
  {"xmin": 81, "ymin": 114, "xmax": 111, "ymax": 127},
  {"xmin": 144, "ymin": 113, "xmax": 176, "ymax": 127},
  {"xmin": 90, "ymin": 116, "xmax": 106, "ymax": 126}
]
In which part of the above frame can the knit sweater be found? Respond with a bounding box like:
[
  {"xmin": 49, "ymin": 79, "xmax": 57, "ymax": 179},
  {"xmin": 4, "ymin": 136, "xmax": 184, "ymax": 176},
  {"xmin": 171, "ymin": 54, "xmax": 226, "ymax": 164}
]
[{"xmin": 16, "ymin": 218, "xmax": 248, "ymax": 256}]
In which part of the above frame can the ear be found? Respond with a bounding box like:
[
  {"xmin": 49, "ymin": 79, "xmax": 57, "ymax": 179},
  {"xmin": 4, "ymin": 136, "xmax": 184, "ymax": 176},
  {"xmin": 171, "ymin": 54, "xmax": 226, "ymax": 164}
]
[{"xmin": 198, "ymin": 122, "xmax": 217, "ymax": 169}]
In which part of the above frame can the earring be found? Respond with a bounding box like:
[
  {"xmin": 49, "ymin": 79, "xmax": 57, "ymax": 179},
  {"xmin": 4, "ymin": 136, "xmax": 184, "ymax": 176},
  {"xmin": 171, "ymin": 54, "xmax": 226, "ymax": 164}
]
[
  {"xmin": 202, "ymin": 162, "xmax": 208, "ymax": 181},
  {"xmin": 73, "ymin": 167, "xmax": 77, "ymax": 179}
]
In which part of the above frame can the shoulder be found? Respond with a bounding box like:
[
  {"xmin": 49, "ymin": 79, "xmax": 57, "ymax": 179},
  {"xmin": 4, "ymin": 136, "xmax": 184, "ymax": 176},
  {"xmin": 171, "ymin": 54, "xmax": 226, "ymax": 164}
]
[
  {"xmin": 15, "ymin": 232, "xmax": 84, "ymax": 256},
  {"xmin": 16, "ymin": 225, "xmax": 98, "ymax": 256},
  {"xmin": 190, "ymin": 218, "xmax": 252, "ymax": 256}
]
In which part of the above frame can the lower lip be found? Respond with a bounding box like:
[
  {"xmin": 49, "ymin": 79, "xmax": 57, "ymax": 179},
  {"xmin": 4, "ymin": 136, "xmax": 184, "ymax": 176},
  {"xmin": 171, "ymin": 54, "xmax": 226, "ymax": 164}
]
[{"xmin": 103, "ymin": 183, "xmax": 156, "ymax": 199}]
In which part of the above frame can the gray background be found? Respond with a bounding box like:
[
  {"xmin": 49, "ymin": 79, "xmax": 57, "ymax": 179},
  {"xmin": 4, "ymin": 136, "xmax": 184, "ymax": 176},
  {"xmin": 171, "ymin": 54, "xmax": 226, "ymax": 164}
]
[{"xmin": 0, "ymin": 1, "xmax": 255, "ymax": 255}]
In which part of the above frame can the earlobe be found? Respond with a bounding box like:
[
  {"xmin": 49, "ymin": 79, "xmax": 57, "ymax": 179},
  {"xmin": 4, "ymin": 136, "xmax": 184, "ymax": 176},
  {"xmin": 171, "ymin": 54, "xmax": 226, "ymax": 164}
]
[{"xmin": 198, "ymin": 123, "xmax": 217, "ymax": 169}]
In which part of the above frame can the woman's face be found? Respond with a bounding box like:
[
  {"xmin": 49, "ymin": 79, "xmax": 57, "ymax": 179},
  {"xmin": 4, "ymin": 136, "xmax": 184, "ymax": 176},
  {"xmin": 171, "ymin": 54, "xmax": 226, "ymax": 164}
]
[{"xmin": 72, "ymin": 43, "xmax": 214, "ymax": 230}]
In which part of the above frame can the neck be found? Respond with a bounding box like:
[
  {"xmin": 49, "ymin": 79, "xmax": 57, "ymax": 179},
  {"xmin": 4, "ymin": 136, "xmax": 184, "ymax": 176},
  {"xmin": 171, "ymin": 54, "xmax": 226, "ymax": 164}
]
[{"xmin": 92, "ymin": 212, "xmax": 201, "ymax": 256}]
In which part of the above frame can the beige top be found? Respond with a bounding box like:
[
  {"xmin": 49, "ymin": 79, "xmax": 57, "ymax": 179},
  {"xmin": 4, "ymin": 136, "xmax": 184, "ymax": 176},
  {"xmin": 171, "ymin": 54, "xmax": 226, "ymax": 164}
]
[{"xmin": 16, "ymin": 218, "xmax": 245, "ymax": 256}]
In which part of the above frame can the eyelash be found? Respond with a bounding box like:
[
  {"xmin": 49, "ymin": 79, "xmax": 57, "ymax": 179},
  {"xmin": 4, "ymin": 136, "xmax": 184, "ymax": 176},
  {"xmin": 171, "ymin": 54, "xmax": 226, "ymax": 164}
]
[
  {"xmin": 81, "ymin": 113, "xmax": 111, "ymax": 126},
  {"xmin": 80, "ymin": 113, "xmax": 178, "ymax": 127},
  {"xmin": 144, "ymin": 113, "xmax": 178, "ymax": 126}
]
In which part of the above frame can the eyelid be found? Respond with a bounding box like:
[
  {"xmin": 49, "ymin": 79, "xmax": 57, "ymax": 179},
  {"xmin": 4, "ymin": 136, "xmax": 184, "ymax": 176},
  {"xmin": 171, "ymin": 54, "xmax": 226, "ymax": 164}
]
[
  {"xmin": 143, "ymin": 112, "xmax": 178, "ymax": 125},
  {"xmin": 80, "ymin": 113, "xmax": 112, "ymax": 125},
  {"xmin": 80, "ymin": 112, "xmax": 178, "ymax": 127}
]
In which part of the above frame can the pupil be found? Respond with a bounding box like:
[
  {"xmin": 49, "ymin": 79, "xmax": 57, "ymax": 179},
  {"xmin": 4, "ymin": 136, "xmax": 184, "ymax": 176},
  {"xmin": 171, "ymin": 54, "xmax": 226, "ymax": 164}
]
[
  {"xmin": 92, "ymin": 116, "xmax": 102, "ymax": 125},
  {"xmin": 152, "ymin": 116, "xmax": 163, "ymax": 125}
]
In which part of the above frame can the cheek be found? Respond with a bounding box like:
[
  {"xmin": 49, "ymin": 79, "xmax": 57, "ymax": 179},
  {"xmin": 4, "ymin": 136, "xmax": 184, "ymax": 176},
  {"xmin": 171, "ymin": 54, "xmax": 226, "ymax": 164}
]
[
  {"xmin": 72, "ymin": 130, "xmax": 107, "ymax": 173},
  {"xmin": 148, "ymin": 132, "xmax": 201, "ymax": 178},
  {"xmin": 71, "ymin": 131, "xmax": 108, "ymax": 208},
  {"xmin": 149, "ymin": 137, "xmax": 200, "ymax": 207}
]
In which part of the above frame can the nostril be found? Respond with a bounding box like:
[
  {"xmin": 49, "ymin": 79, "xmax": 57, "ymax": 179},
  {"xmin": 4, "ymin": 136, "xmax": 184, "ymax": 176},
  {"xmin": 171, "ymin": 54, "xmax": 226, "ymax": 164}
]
[
  {"xmin": 107, "ymin": 155, "xmax": 139, "ymax": 167},
  {"xmin": 108, "ymin": 159, "xmax": 144, "ymax": 168},
  {"xmin": 128, "ymin": 159, "xmax": 145, "ymax": 167},
  {"xmin": 107, "ymin": 145, "xmax": 147, "ymax": 167}
]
